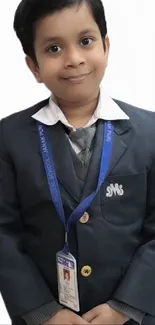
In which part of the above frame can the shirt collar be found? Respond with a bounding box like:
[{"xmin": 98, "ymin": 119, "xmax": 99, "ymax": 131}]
[{"xmin": 32, "ymin": 84, "xmax": 129, "ymax": 127}]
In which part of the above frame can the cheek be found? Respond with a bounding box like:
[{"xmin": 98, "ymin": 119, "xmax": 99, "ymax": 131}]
[
  {"xmin": 92, "ymin": 57, "xmax": 107, "ymax": 84},
  {"xmin": 39, "ymin": 59, "xmax": 60, "ymax": 81},
  {"xmin": 39, "ymin": 62, "xmax": 62, "ymax": 92},
  {"xmin": 91, "ymin": 46, "xmax": 108, "ymax": 76},
  {"xmin": 95, "ymin": 53, "xmax": 107, "ymax": 71}
]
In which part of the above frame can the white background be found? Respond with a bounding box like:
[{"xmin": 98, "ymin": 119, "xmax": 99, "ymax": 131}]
[{"xmin": 0, "ymin": 0, "xmax": 155, "ymax": 324}]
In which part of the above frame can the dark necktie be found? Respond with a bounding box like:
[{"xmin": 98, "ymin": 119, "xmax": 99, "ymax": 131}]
[{"xmin": 66, "ymin": 124, "xmax": 97, "ymax": 164}]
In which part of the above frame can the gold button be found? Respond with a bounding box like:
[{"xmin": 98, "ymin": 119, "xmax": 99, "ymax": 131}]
[
  {"xmin": 81, "ymin": 265, "xmax": 92, "ymax": 277},
  {"xmin": 79, "ymin": 212, "xmax": 89, "ymax": 224}
]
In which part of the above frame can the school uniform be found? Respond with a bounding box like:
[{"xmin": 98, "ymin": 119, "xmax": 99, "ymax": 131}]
[{"xmin": 0, "ymin": 85, "xmax": 155, "ymax": 325}]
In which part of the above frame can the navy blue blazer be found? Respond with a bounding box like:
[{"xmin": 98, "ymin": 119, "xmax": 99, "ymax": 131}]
[{"xmin": 0, "ymin": 98, "xmax": 155, "ymax": 325}]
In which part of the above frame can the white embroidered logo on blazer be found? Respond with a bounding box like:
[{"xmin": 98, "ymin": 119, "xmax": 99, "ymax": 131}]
[{"xmin": 106, "ymin": 183, "xmax": 124, "ymax": 197}]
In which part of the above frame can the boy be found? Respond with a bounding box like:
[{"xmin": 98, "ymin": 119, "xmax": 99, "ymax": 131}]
[{"xmin": 0, "ymin": 0, "xmax": 155, "ymax": 324}]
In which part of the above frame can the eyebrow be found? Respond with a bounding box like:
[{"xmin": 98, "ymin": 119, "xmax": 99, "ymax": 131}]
[{"xmin": 41, "ymin": 28, "xmax": 98, "ymax": 46}]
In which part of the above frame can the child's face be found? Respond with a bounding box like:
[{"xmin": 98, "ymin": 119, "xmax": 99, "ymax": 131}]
[
  {"xmin": 64, "ymin": 272, "xmax": 70, "ymax": 281},
  {"xmin": 27, "ymin": 2, "xmax": 109, "ymax": 103}
]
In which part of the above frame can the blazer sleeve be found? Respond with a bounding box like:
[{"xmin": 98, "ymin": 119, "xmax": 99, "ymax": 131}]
[
  {"xmin": 0, "ymin": 119, "xmax": 61, "ymax": 322},
  {"xmin": 107, "ymin": 300, "xmax": 145, "ymax": 324},
  {"xmin": 21, "ymin": 301, "xmax": 63, "ymax": 325},
  {"xmin": 112, "ymin": 158, "xmax": 155, "ymax": 316}
]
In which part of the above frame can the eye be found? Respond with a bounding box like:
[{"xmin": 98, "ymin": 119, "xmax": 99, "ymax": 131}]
[
  {"xmin": 47, "ymin": 45, "xmax": 62, "ymax": 53},
  {"xmin": 81, "ymin": 37, "xmax": 93, "ymax": 46}
]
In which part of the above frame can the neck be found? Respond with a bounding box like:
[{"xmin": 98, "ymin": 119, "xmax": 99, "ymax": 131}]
[{"xmin": 55, "ymin": 89, "xmax": 100, "ymax": 128}]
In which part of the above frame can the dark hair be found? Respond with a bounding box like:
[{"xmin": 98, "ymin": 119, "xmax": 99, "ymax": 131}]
[{"xmin": 13, "ymin": 0, "xmax": 107, "ymax": 63}]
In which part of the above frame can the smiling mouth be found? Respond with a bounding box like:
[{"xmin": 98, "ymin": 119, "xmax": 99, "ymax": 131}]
[{"xmin": 63, "ymin": 72, "xmax": 91, "ymax": 83}]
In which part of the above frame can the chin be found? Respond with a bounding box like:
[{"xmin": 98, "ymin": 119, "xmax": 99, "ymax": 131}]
[{"xmin": 63, "ymin": 89, "xmax": 93, "ymax": 102}]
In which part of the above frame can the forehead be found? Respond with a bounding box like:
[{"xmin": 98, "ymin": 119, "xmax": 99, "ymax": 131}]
[{"xmin": 34, "ymin": 3, "xmax": 99, "ymax": 45}]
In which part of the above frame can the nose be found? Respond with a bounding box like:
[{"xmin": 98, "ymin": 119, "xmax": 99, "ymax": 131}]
[{"xmin": 64, "ymin": 47, "xmax": 86, "ymax": 68}]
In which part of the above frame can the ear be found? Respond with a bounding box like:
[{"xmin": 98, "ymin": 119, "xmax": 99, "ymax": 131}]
[
  {"xmin": 25, "ymin": 56, "xmax": 43, "ymax": 83},
  {"xmin": 104, "ymin": 35, "xmax": 110, "ymax": 67}
]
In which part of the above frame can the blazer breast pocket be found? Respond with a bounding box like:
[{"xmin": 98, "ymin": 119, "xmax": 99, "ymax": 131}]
[{"xmin": 100, "ymin": 173, "xmax": 147, "ymax": 225}]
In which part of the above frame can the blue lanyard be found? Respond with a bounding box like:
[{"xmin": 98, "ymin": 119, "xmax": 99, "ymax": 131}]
[{"xmin": 37, "ymin": 121, "xmax": 113, "ymax": 253}]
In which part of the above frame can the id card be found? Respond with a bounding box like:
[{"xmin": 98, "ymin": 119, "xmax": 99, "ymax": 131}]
[{"xmin": 56, "ymin": 251, "xmax": 80, "ymax": 312}]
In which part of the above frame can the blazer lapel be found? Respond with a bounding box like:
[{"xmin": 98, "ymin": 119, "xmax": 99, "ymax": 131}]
[
  {"xmin": 107, "ymin": 119, "xmax": 133, "ymax": 176},
  {"xmin": 33, "ymin": 120, "xmax": 81, "ymax": 203},
  {"xmin": 46, "ymin": 122, "xmax": 82, "ymax": 202},
  {"xmin": 81, "ymin": 119, "xmax": 133, "ymax": 200},
  {"xmin": 80, "ymin": 120, "xmax": 104, "ymax": 199}
]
